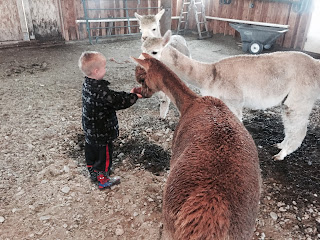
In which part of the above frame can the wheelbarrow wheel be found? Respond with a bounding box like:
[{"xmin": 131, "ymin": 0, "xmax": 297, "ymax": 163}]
[{"xmin": 249, "ymin": 41, "xmax": 263, "ymax": 54}]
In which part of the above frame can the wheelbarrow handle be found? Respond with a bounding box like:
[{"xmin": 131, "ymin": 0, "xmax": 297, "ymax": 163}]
[{"xmin": 278, "ymin": 29, "xmax": 289, "ymax": 34}]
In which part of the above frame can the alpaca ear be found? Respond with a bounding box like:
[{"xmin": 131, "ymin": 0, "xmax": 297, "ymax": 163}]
[
  {"xmin": 155, "ymin": 9, "xmax": 165, "ymax": 21},
  {"xmin": 141, "ymin": 53, "xmax": 153, "ymax": 59},
  {"xmin": 134, "ymin": 12, "xmax": 142, "ymax": 21},
  {"xmin": 131, "ymin": 56, "xmax": 150, "ymax": 71},
  {"xmin": 162, "ymin": 30, "xmax": 172, "ymax": 47}
]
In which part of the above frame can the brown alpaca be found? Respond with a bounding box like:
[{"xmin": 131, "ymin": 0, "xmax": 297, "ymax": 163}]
[{"xmin": 132, "ymin": 53, "xmax": 261, "ymax": 240}]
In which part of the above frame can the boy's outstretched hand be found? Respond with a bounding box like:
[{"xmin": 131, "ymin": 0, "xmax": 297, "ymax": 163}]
[{"xmin": 130, "ymin": 87, "xmax": 143, "ymax": 98}]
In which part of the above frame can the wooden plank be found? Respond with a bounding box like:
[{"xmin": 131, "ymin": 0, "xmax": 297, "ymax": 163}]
[
  {"xmin": 275, "ymin": 2, "xmax": 290, "ymax": 46},
  {"xmin": 283, "ymin": 4, "xmax": 299, "ymax": 48},
  {"xmin": 0, "ymin": 0, "xmax": 22, "ymax": 42},
  {"xmin": 234, "ymin": 0, "xmax": 245, "ymax": 37},
  {"xmin": 250, "ymin": 0, "xmax": 263, "ymax": 23},
  {"xmin": 266, "ymin": 2, "xmax": 280, "ymax": 24},
  {"xmin": 293, "ymin": 9, "xmax": 311, "ymax": 49},
  {"xmin": 221, "ymin": 2, "xmax": 232, "ymax": 35},
  {"xmin": 113, "ymin": 0, "xmax": 120, "ymax": 35},
  {"xmin": 16, "ymin": 0, "xmax": 30, "ymax": 40},
  {"xmin": 86, "ymin": 0, "xmax": 95, "ymax": 37},
  {"xmin": 226, "ymin": 0, "xmax": 239, "ymax": 36},
  {"xmin": 74, "ymin": 0, "xmax": 87, "ymax": 39},
  {"xmin": 28, "ymin": 0, "xmax": 63, "ymax": 40},
  {"xmin": 22, "ymin": 0, "xmax": 36, "ymax": 39},
  {"xmin": 246, "ymin": 1, "xmax": 255, "ymax": 22},
  {"xmin": 172, "ymin": 0, "xmax": 178, "ymax": 16},
  {"xmin": 119, "ymin": 0, "xmax": 126, "ymax": 35},
  {"xmin": 171, "ymin": 0, "xmax": 180, "ymax": 31},
  {"xmin": 99, "ymin": 0, "xmax": 106, "ymax": 36},
  {"xmin": 211, "ymin": 0, "xmax": 220, "ymax": 34},
  {"xmin": 61, "ymin": 0, "xmax": 78, "ymax": 41},
  {"xmin": 148, "ymin": 0, "xmax": 152, "ymax": 14},
  {"xmin": 241, "ymin": 0, "xmax": 250, "ymax": 21},
  {"xmin": 216, "ymin": 2, "xmax": 225, "ymax": 34},
  {"xmin": 140, "ymin": 0, "xmax": 149, "ymax": 15},
  {"xmin": 160, "ymin": 0, "xmax": 172, "ymax": 36},
  {"xmin": 205, "ymin": 0, "xmax": 214, "ymax": 35},
  {"xmin": 260, "ymin": 1, "xmax": 270, "ymax": 23}
]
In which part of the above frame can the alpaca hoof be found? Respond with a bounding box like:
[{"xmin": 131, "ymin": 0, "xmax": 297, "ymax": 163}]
[{"xmin": 272, "ymin": 152, "xmax": 285, "ymax": 161}]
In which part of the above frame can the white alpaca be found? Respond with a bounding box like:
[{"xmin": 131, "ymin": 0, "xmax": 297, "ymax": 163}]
[
  {"xmin": 134, "ymin": 9, "xmax": 190, "ymax": 56},
  {"xmin": 135, "ymin": 9, "xmax": 191, "ymax": 118},
  {"xmin": 141, "ymin": 30, "xmax": 320, "ymax": 161}
]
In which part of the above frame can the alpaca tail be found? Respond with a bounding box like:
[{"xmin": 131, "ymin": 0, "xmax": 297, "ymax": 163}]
[{"xmin": 173, "ymin": 192, "xmax": 230, "ymax": 240}]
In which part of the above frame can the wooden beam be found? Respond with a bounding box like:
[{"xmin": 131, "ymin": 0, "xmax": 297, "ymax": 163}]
[
  {"xmin": 160, "ymin": 0, "xmax": 171, "ymax": 36},
  {"xmin": 206, "ymin": 16, "xmax": 290, "ymax": 28},
  {"xmin": 16, "ymin": 0, "xmax": 29, "ymax": 40},
  {"xmin": 76, "ymin": 18, "xmax": 139, "ymax": 23}
]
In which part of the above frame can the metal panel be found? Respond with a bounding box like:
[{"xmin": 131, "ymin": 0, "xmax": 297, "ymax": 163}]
[{"xmin": 81, "ymin": 0, "xmax": 161, "ymax": 44}]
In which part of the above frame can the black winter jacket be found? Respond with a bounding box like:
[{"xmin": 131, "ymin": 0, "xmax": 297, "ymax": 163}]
[{"xmin": 82, "ymin": 77, "xmax": 138, "ymax": 145}]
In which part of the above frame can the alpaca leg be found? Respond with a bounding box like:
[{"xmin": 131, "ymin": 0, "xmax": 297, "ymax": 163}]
[
  {"xmin": 273, "ymin": 102, "xmax": 313, "ymax": 160},
  {"xmin": 274, "ymin": 104, "xmax": 291, "ymax": 150},
  {"xmin": 223, "ymin": 101, "xmax": 243, "ymax": 122},
  {"xmin": 214, "ymin": 90, "xmax": 244, "ymax": 122},
  {"xmin": 158, "ymin": 91, "xmax": 170, "ymax": 119}
]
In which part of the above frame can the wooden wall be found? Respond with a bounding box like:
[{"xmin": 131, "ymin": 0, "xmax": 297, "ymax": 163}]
[
  {"xmin": 29, "ymin": 0, "xmax": 63, "ymax": 40},
  {"xmin": 0, "ymin": 0, "xmax": 313, "ymax": 50},
  {"xmin": 172, "ymin": 0, "xmax": 313, "ymax": 49},
  {"xmin": 0, "ymin": 0, "xmax": 63, "ymax": 43},
  {"xmin": 61, "ymin": 0, "xmax": 161, "ymax": 41},
  {"xmin": 0, "ymin": 1, "xmax": 23, "ymax": 42}
]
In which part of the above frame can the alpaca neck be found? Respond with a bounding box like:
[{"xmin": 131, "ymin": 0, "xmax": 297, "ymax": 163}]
[
  {"xmin": 154, "ymin": 63, "xmax": 198, "ymax": 115},
  {"xmin": 161, "ymin": 45, "xmax": 212, "ymax": 88}
]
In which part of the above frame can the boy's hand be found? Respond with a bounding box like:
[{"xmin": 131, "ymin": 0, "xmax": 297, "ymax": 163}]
[{"xmin": 130, "ymin": 87, "xmax": 143, "ymax": 98}]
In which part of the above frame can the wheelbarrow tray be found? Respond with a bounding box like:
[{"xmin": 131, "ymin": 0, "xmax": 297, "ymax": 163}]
[{"xmin": 229, "ymin": 23, "xmax": 288, "ymax": 53}]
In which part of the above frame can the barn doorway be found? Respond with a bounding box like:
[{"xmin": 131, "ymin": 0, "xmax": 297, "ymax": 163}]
[{"xmin": 304, "ymin": 1, "xmax": 320, "ymax": 54}]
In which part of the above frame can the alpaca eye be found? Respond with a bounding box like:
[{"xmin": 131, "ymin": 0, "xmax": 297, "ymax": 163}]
[
  {"xmin": 152, "ymin": 28, "xmax": 156, "ymax": 31},
  {"xmin": 152, "ymin": 51, "xmax": 157, "ymax": 55}
]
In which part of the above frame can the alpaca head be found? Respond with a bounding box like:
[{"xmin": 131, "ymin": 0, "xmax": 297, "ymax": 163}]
[
  {"xmin": 134, "ymin": 9, "xmax": 164, "ymax": 41},
  {"xmin": 141, "ymin": 30, "xmax": 172, "ymax": 59},
  {"xmin": 132, "ymin": 53, "xmax": 162, "ymax": 98}
]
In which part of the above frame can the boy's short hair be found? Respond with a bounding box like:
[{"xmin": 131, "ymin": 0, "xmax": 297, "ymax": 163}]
[{"xmin": 78, "ymin": 51, "xmax": 106, "ymax": 76}]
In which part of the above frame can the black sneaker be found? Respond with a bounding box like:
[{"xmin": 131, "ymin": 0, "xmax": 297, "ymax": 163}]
[{"xmin": 88, "ymin": 167, "xmax": 98, "ymax": 182}]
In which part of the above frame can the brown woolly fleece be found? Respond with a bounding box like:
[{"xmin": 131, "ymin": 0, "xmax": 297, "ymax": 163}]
[{"xmin": 132, "ymin": 54, "xmax": 261, "ymax": 240}]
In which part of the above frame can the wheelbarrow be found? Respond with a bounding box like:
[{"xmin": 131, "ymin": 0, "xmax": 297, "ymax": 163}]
[{"xmin": 229, "ymin": 23, "xmax": 289, "ymax": 54}]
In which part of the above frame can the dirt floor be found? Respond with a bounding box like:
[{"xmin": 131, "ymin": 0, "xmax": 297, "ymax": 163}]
[{"xmin": 0, "ymin": 34, "xmax": 319, "ymax": 240}]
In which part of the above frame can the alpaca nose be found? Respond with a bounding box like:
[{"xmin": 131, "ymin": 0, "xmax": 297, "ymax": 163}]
[{"xmin": 142, "ymin": 36, "xmax": 148, "ymax": 41}]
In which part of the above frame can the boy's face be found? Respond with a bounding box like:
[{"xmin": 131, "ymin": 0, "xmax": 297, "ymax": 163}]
[{"xmin": 94, "ymin": 59, "xmax": 107, "ymax": 80}]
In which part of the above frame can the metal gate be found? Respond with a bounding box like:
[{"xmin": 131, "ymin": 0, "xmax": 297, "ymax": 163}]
[{"xmin": 80, "ymin": 0, "xmax": 161, "ymax": 44}]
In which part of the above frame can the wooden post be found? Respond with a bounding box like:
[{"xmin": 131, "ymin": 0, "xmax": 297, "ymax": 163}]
[{"xmin": 160, "ymin": 0, "xmax": 172, "ymax": 36}]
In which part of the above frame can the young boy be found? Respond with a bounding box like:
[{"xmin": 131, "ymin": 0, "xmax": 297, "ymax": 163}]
[{"xmin": 78, "ymin": 51, "xmax": 141, "ymax": 189}]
